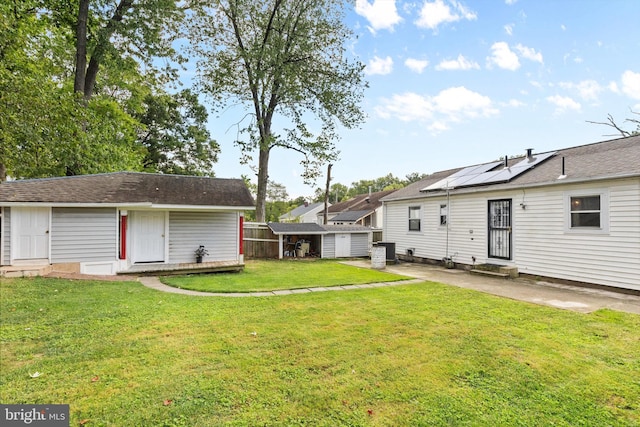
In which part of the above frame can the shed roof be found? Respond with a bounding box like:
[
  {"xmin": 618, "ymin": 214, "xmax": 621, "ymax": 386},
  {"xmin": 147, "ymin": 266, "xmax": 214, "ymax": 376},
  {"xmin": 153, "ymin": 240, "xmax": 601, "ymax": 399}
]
[
  {"xmin": 267, "ymin": 223, "xmax": 371, "ymax": 235},
  {"xmin": 383, "ymin": 135, "xmax": 640, "ymax": 202},
  {"xmin": 0, "ymin": 172, "xmax": 255, "ymax": 208}
]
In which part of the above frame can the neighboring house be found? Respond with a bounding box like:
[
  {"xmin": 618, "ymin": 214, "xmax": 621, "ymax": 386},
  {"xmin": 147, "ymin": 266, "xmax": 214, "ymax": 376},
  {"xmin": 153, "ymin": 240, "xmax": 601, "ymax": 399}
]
[
  {"xmin": 0, "ymin": 172, "xmax": 254, "ymax": 276},
  {"xmin": 267, "ymin": 222, "xmax": 371, "ymax": 259},
  {"xmin": 318, "ymin": 189, "xmax": 396, "ymax": 228},
  {"xmin": 279, "ymin": 202, "xmax": 327, "ymax": 223},
  {"xmin": 381, "ymin": 136, "xmax": 640, "ymax": 292}
]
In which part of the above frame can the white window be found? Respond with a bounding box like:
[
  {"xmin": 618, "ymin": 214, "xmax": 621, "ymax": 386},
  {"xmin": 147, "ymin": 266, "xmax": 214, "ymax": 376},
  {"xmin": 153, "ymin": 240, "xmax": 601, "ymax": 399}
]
[
  {"xmin": 439, "ymin": 204, "xmax": 447, "ymax": 226},
  {"xmin": 570, "ymin": 195, "xmax": 601, "ymax": 228},
  {"xmin": 409, "ymin": 206, "xmax": 421, "ymax": 231},
  {"xmin": 565, "ymin": 190, "xmax": 608, "ymax": 233}
]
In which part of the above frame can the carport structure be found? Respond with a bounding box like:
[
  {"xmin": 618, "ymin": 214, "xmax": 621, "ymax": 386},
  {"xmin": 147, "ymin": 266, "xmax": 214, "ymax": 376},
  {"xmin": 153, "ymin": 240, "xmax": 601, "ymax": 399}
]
[{"xmin": 267, "ymin": 223, "xmax": 372, "ymax": 259}]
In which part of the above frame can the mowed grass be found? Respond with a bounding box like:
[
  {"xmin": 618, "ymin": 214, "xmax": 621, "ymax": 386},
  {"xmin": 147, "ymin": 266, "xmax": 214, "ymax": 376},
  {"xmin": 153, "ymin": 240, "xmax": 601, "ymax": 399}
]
[
  {"xmin": 161, "ymin": 259, "xmax": 408, "ymax": 292},
  {"xmin": 0, "ymin": 266, "xmax": 639, "ymax": 426}
]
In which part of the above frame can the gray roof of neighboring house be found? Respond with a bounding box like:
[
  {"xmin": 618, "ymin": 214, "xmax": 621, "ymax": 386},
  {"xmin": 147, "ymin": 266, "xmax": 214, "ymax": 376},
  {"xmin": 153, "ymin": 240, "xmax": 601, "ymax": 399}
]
[
  {"xmin": 267, "ymin": 223, "xmax": 371, "ymax": 234},
  {"xmin": 329, "ymin": 210, "xmax": 371, "ymax": 223},
  {"xmin": 0, "ymin": 172, "xmax": 255, "ymax": 208},
  {"xmin": 383, "ymin": 135, "xmax": 640, "ymax": 202},
  {"xmin": 279, "ymin": 202, "xmax": 325, "ymax": 220},
  {"xmin": 327, "ymin": 189, "xmax": 396, "ymax": 214}
]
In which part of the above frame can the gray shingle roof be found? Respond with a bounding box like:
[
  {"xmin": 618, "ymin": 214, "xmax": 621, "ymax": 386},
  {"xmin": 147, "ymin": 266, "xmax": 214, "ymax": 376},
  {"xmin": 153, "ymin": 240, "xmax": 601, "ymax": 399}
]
[
  {"xmin": 267, "ymin": 223, "xmax": 371, "ymax": 234},
  {"xmin": 383, "ymin": 135, "xmax": 640, "ymax": 202},
  {"xmin": 0, "ymin": 172, "xmax": 255, "ymax": 207},
  {"xmin": 329, "ymin": 210, "xmax": 371, "ymax": 222},
  {"xmin": 279, "ymin": 202, "xmax": 325, "ymax": 219},
  {"xmin": 268, "ymin": 223, "xmax": 327, "ymax": 234}
]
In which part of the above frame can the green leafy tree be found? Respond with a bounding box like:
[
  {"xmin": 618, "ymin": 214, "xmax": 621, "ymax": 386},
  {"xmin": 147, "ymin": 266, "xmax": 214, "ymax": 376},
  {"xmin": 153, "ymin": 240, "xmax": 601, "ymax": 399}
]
[
  {"xmin": 138, "ymin": 89, "xmax": 220, "ymax": 175},
  {"xmin": 190, "ymin": 0, "xmax": 367, "ymax": 221}
]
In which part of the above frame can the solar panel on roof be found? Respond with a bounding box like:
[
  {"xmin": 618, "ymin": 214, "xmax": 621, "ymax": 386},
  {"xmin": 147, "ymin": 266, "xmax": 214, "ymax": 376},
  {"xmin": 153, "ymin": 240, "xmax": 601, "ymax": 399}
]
[
  {"xmin": 421, "ymin": 161, "xmax": 503, "ymax": 191},
  {"xmin": 421, "ymin": 152, "xmax": 556, "ymax": 191},
  {"xmin": 453, "ymin": 151, "xmax": 557, "ymax": 187}
]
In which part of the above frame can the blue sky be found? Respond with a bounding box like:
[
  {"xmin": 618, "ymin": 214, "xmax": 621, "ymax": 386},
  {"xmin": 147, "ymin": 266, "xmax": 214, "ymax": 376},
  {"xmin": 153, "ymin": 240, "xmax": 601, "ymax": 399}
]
[{"xmin": 207, "ymin": 0, "xmax": 640, "ymax": 199}]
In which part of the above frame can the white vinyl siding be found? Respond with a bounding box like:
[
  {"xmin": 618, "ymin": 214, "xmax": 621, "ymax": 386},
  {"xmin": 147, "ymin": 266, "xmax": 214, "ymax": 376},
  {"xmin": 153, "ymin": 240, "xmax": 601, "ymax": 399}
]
[
  {"xmin": 350, "ymin": 233, "xmax": 370, "ymax": 257},
  {"xmin": 50, "ymin": 208, "xmax": 117, "ymax": 263},
  {"xmin": 168, "ymin": 211, "xmax": 238, "ymax": 263},
  {"xmin": 2, "ymin": 208, "xmax": 10, "ymax": 265},
  {"xmin": 323, "ymin": 234, "xmax": 335, "ymax": 258},
  {"xmin": 385, "ymin": 177, "xmax": 640, "ymax": 291},
  {"xmin": 516, "ymin": 180, "xmax": 639, "ymax": 290}
]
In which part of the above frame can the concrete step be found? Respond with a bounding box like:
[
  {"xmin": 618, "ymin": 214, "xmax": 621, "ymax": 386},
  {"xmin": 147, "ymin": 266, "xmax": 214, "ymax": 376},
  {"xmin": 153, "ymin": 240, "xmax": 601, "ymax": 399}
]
[
  {"xmin": 1, "ymin": 265, "xmax": 52, "ymax": 278},
  {"xmin": 470, "ymin": 269, "xmax": 511, "ymax": 279}
]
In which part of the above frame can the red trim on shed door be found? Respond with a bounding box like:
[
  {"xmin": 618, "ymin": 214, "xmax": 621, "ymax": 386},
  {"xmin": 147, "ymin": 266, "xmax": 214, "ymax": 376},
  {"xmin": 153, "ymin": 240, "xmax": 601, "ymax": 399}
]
[
  {"xmin": 120, "ymin": 215, "xmax": 127, "ymax": 260},
  {"xmin": 239, "ymin": 216, "xmax": 244, "ymax": 255}
]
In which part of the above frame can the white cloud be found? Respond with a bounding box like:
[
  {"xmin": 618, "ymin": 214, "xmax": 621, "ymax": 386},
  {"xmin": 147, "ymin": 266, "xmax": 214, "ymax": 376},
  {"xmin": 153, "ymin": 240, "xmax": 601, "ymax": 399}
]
[
  {"xmin": 405, "ymin": 58, "xmax": 429, "ymax": 73},
  {"xmin": 415, "ymin": 0, "xmax": 477, "ymax": 31},
  {"xmin": 375, "ymin": 92, "xmax": 434, "ymax": 122},
  {"xmin": 546, "ymin": 95, "xmax": 581, "ymax": 114},
  {"xmin": 487, "ymin": 42, "xmax": 520, "ymax": 71},
  {"xmin": 366, "ymin": 56, "xmax": 394, "ymax": 75},
  {"xmin": 608, "ymin": 81, "xmax": 620, "ymax": 94},
  {"xmin": 504, "ymin": 99, "xmax": 525, "ymax": 107},
  {"xmin": 436, "ymin": 54, "xmax": 479, "ymax": 70},
  {"xmin": 621, "ymin": 70, "xmax": 640, "ymax": 100},
  {"xmin": 561, "ymin": 24, "xmax": 566, "ymax": 31},
  {"xmin": 375, "ymin": 86, "xmax": 498, "ymax": 128},
  {"xmin": 434, "ymin": 86, "xmax": 499, "ymax": 119},
  {"xmin": 355, "ymin": 0, "xmax": 402, "ymax": 33},
  {"xmin": 504, "ymin": 24, "xmax": 514, "ymax": 36},
  {"xmin": 515, "ymin": 44, "xmax": 543, "ymax": 63},
  {"xmin": 560, "ymin": 80, "xmax": 603, "ymax": 101},
  {"xmin": 505, "ymin": 0, "xmax": 517, "ymax": 4}
]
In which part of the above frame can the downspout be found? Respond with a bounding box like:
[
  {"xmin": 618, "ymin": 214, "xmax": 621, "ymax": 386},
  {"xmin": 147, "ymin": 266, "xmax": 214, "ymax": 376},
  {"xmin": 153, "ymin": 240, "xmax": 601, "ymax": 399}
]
[{"xmin": 445, "ymin": 184, "xmax": 450, "ymax": 261}]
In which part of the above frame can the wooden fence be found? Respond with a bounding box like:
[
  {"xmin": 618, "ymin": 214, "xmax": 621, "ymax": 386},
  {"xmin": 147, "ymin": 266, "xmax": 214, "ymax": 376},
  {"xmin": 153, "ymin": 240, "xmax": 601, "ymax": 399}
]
[{"xmin": 243, "ymin": 222, "xmax": 279, "ymax": 259}]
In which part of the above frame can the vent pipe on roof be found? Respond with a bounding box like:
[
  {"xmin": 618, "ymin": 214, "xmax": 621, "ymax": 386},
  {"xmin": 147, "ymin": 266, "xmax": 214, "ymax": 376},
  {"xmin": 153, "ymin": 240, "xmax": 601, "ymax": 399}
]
[
  {"xmin": 526, "ymin": 148, "xmax": 533, "ymax": 158},
  {"xmin": 558, "ymin": 156, "xmax": 567, "ymax": 180},
  {"xmin": 503, "ymin": 155, "xmax": 508, "ymax": 168}
]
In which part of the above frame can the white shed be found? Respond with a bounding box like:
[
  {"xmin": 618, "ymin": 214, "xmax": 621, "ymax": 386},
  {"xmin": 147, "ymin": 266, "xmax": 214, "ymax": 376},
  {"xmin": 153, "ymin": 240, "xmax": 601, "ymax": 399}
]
[{"xmin": 267, "ymin": 223, "xmax": 372, "ymax": 259}]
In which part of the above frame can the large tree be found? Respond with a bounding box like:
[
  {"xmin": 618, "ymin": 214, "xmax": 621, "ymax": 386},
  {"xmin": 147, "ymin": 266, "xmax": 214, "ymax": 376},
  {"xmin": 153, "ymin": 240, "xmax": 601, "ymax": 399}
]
[{"xmin": 191, "ymin": 0, "xmax": 367, "ymax": 221}]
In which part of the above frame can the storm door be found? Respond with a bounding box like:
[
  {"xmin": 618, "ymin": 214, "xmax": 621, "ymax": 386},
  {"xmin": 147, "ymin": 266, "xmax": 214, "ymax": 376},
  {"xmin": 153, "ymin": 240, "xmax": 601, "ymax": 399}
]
[{"xmin": 488, "ymin": 199, "xmax": 512, "ymax": 260}]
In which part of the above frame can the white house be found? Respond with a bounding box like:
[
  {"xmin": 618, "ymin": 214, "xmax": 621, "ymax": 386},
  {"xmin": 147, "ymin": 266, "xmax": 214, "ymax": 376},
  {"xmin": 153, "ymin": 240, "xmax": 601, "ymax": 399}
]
[
  {"xmin": 381, "ymin": 136, "xmax": 640, "ymax": 292},
  {"xmin": 0, "ymin": 172, "xmax": 254, "ymax": 276},
  {"xmin": 279, "ymin": 202, "xmax": 326, "ymax": 223}
]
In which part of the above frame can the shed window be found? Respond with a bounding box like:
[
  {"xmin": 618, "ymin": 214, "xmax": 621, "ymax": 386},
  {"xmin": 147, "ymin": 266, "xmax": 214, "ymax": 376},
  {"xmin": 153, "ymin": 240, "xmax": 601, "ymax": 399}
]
[
  {"xmin": 570, "ymin": 195, "xmax": 600, "ymax": 228},
  {"xmin": 409, "ymin": 206, "xmax": 421, "ymax": 231}
]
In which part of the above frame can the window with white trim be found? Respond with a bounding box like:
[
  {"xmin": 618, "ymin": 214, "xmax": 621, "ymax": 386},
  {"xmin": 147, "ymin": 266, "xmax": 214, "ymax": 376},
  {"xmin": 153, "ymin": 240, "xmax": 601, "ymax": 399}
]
[
  {"xmin": 409, "ymin": 206, "xmax": 421, "ymax": 231},
  {"xmin": 570, "ymin": 195, "xmax": 601, "ymax": 228},
  {"xmin": 439, "ymin": 204, "xmax": 447, "ymax": 226}
]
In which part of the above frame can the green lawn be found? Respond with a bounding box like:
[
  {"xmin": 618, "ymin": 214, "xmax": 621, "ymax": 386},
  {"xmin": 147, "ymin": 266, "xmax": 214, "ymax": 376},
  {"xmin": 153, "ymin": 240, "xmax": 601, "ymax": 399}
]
[
  {"xmin": 1, "ymin": 264, "xmax": 639, "ymax": 426},
  {"xmin": 161, "ymin": 259, "xmax": 408, "ymax": 292}
]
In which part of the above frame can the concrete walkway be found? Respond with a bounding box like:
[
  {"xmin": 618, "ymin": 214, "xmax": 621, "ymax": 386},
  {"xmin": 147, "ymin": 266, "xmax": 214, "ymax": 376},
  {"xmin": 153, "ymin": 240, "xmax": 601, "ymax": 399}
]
[
  {"xmin": 138, "ymin": 261, "xmax": 640, "ymax": 314},
  {"xmin": 138, "ymin": 276, "xmax": 423, "ymax": 297}
]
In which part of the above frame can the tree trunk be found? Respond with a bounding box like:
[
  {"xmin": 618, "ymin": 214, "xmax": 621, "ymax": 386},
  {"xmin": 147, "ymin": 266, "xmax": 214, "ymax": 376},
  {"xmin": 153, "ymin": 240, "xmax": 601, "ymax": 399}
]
[
  {"xmin": 83, "ymin": 0, "xmax": 134, "ymax": 99},
  {"xmin": 74, "ymin": 0, "xmax": 89, "ymax": 94},
  {"xmin": 0, "ymin": 162, "xmax": 6, "ymax": 182},
  {"xmin": 323, "ymin": 163, "xmax": 332, "ymax": 225},
  {"xmin": 255, "ymin": 146, "xmax": 270, "ymax": 222}
]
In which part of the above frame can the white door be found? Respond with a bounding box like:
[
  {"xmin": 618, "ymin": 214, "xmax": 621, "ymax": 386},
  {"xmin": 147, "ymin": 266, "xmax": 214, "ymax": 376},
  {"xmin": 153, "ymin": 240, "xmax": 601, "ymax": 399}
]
[
  {"xmin": 132, "ymin": 211, "xmax": 165, "ymax": 263},
  {"xmin": 335, "ymin": 233, "xmax": 351, "ymax": 258},
  {"xmin": 14, "ymin": 207, "xmax": 50, "ymax": 260}
]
